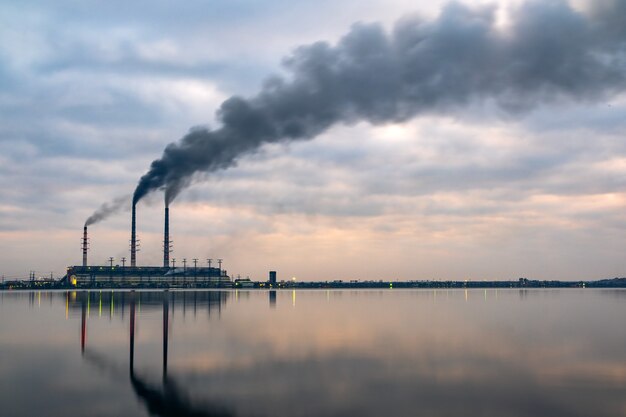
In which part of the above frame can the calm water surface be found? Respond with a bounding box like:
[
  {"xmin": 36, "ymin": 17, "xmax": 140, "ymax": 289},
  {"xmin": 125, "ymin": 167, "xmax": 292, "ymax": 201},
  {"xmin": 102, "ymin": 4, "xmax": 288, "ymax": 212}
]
[{"xmin": 1, "ymin": 289, "xmax": 625, "ymax": 417}]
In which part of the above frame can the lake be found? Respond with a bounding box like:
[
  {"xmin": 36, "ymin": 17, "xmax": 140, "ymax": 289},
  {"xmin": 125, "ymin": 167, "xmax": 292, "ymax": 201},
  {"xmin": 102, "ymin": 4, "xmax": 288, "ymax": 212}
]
[{"xmin": 1, "ymin": 289, "xmax": 625, "ymax": 416}]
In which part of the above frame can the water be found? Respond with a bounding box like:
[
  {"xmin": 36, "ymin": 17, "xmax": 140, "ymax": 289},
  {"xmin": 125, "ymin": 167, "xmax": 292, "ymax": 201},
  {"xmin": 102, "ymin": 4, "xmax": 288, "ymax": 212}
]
[{"xmin": 1, "ymin": 289, "xmax": 625, "ymax": 417}]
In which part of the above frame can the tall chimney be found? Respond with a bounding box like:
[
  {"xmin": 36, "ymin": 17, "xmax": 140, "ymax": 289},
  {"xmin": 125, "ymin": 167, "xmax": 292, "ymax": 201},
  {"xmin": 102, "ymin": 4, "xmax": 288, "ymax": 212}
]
[
  {"xmin": 82, "ymin": 226, "xmax": 88, "ymax": 267},
  {"xmin": 163, "ymin": 206, "xmax": 170, "ymax": 268},
  {"xmin": 130, "ymin": 203, "xmax": 137, "ymax": 267}
]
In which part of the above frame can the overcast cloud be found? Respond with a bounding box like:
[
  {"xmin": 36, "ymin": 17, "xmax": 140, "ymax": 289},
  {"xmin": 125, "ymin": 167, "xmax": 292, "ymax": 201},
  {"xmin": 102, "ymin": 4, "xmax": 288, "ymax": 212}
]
[{"xmin": 0, "ymin": 0, "xmax": 625, "ymax": 281}]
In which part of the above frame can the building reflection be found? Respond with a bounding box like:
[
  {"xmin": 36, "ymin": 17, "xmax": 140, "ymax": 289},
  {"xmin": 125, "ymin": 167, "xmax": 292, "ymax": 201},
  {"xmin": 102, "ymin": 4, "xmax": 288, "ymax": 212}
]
[
  {"xmin": 70, "ymin": 290, "xmax": 229, "ymax": 318},
  {"xmin": 79, "ymin": 290, "xmax": 234, "ymax": 417},
  {"xmin": 269, "ymin": 290, "xmax": 276, "ymax": 308}
]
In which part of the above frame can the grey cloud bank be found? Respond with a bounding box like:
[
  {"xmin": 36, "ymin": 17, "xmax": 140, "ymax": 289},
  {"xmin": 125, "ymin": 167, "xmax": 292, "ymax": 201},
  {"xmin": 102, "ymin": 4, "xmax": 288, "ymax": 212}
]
[
  {"xmin": 132, "ymin": 0, "xmax": 626, "ymax": 206},
  {"xmin": 1, "ymin": 0, "xmax": 626, "ymax": 279}
]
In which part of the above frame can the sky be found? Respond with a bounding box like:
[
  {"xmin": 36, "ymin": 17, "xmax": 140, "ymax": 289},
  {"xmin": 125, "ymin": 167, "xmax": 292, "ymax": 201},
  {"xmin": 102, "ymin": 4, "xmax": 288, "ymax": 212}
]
[{"xmin": 1, "ymin": 0, "xmax": 625, "ymax": 281}]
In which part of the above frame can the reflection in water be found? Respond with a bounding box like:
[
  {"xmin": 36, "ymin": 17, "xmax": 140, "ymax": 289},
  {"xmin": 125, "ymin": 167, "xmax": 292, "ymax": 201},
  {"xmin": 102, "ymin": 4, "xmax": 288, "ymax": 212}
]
[
  {"xmin": 3, "ymin": 289, "xmax": 626, "ymax": 417},
  {"xmin": 130, "ymin": 292, "xmax": 135, "ymax": 373},
  {"xmin": 162, "ymin": 292, "xmax": 168, "ymax": 382},
  {"xmin": 80, "ymin": 291, "xmax": 234, "ymax": 417},
  {"xmin": 269, "ymin": 291, "xmax": 276, "ymax": 308},
  {"xmin": 81, "ymin": 296, "xmax": 86, "ymax": 354}
]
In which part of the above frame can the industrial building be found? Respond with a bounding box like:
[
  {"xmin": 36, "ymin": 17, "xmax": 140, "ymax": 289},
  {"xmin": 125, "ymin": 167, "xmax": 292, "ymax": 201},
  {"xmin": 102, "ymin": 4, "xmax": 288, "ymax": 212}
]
[
  {"xmin": 62, "ymin": 203, "xmax": 232, "ymax": 288},
  {"xmin": 63, "ymin": 265, "xmax": 231, "ymax": 288}
]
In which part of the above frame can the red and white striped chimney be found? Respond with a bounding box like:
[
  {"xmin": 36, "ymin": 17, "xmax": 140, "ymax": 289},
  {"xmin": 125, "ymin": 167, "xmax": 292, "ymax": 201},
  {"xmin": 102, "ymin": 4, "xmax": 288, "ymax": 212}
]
[{"xmin": 82, "ymin": 226, "xmax": 88, "ymax": 267}]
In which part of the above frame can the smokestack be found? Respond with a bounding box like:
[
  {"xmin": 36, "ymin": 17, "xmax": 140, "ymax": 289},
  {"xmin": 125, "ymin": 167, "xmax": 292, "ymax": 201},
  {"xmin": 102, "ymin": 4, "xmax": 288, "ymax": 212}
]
[
  {"xmin": 130, "ymin": 204, "xmax": 137, "ymax": 267},
  {"xmin": 82, "ymin": 226, "xmax": 88, "ymax": 267},
  {"xmin": 163, "ymin": 206, "xmax": 170, "ymax": 268}
]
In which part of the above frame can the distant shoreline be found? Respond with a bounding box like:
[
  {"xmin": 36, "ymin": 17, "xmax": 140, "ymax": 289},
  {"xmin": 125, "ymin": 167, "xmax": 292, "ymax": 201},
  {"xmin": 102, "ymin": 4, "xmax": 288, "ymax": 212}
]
[{"xmin": 2, "ymin": 277, "xmax": 626, "ymax": 291}]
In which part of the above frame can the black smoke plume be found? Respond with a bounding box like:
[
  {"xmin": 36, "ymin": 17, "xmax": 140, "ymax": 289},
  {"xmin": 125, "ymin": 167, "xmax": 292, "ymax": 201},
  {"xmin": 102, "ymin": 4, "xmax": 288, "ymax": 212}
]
[
  {"xmin": 133, "ymin": 0, "xmax": 626, "ymax": 205},
  {"xmin": 85, "ymin": 195, "xmax": 131, "ymax": 226}
]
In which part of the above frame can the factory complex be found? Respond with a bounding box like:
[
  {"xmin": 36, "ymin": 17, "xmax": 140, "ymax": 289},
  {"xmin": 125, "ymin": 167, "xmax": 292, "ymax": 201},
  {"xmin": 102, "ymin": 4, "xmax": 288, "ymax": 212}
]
[
  {"xmin": 60, "ymin": 203, "xmax": 233, "ymax": 288},
  {"xmin": 62, "ymin": 265, "xmax": 231, "ymax": 288}
]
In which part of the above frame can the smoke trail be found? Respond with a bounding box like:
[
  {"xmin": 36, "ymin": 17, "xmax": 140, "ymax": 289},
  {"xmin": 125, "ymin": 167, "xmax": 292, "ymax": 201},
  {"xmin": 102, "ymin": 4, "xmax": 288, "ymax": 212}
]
[
  {"xmin": 85, "ymin": 195, "xmax": 131, "ymax": 226},
  {"xmin": 133, "ymin": 0, "xmax": 626, "ymax": 205}
]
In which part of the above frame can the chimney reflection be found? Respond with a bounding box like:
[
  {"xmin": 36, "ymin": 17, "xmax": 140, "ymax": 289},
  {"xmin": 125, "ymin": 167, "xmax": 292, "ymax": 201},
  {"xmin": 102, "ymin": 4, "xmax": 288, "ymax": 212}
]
[
  {"xmin": 131, "ymin": 291, "xmax": 235, "ymax": 416},
  {"xmin": 75, "ymin": 289, "xmax": 229, "ymax": 376},
  {"xmin": 130, "ymin": 291, "xmax": 135, "ymax": 376},
  {"xmin": 163, "ymin": 291, "xmax": 169, "ymax": 382},
  {"xmin": 127, "ymin": 290, "xmax": 167, "ymax": 379},
  {"xmin": 81, "ymin": 292, "xmax": 86, "ymax": 355}
]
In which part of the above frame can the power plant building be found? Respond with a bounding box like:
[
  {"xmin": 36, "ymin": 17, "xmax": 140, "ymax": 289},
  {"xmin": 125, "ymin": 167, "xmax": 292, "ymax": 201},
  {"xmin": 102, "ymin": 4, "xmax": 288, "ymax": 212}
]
[
  {"xmin": 64, "ymin": 204, "xmax": 232, "ymax": 288},
  {"xmin": 64, "ymin": 265, "xmax": 231, "ymax": 288}
]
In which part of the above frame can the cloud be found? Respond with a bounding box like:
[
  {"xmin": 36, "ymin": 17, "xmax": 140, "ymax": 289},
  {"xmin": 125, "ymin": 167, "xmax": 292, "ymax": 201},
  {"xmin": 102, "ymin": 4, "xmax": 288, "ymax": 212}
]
[{"xmin": 1, "ymin": 0, "xmax": 625, "ymax": 279}]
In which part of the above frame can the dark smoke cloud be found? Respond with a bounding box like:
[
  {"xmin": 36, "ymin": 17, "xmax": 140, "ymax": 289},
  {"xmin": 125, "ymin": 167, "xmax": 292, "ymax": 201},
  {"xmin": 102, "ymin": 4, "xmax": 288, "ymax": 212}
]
[
  {"xmin": 134, "ymin": 0, "xmax": 626, "ymax": 205},
  {"xmin": 85, "ymin": 195, "xmax": 131, "ymax": 226}
]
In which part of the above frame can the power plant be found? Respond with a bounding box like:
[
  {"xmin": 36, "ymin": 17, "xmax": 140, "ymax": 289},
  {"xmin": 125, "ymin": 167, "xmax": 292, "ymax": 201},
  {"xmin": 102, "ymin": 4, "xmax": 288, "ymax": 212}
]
[{"xmin": 63, "ymin": 204, "xmax": 231, "ymax": 288}]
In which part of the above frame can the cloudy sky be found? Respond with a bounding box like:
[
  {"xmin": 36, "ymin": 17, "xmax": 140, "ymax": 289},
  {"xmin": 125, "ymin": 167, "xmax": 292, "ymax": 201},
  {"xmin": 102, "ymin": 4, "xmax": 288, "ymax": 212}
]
[{"xmin": 1, "ymin": 0, "xmax": 625, "ymax": 281}]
